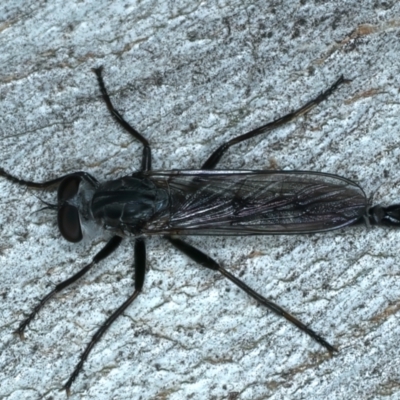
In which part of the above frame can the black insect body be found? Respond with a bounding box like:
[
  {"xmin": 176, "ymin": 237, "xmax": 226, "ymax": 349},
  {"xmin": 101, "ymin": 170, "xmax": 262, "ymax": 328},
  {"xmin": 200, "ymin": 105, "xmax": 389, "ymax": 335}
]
[{"xmin": 2, "ymin": 68, "xmax": 398, "ymax": 394}]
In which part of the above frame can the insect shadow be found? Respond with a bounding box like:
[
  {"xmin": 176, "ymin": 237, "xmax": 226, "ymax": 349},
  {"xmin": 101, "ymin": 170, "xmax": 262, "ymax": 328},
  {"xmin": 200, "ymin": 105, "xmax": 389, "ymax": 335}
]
[{"xmin": 2, "ymin": 68, "xmax": 397, "ymax": 395}]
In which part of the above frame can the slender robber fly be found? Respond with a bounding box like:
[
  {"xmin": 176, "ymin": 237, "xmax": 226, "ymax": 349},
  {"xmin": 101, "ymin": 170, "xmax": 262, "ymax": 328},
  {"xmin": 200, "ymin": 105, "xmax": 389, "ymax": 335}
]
[{"xmin": 2, "ymin": 68, "xmax": 398, "ymax": 395}]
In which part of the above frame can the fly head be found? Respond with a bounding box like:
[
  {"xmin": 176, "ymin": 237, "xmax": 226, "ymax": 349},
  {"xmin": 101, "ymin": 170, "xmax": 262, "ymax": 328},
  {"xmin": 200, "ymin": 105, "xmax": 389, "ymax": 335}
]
[{"xmin": 57, "ymin": 174, "xmax": 98, "ymax": 242}]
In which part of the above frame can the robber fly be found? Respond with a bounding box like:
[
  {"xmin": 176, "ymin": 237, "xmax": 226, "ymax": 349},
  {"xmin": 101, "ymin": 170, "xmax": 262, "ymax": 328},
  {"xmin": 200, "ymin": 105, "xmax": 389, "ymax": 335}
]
[{"xmin": 2, "ymin": 68, "xmax": 398, "ymax": 395}]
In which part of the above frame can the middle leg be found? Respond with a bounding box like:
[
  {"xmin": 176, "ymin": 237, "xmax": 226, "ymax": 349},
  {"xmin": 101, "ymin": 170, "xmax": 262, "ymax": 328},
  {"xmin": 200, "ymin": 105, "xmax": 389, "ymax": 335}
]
[
  {"xmin": 92, "ymin": 67, "xmax": 152, "ymax": 171},
  {"xmin": 63, "ymin": 237, "xmax": 147, "ymax": 395}
]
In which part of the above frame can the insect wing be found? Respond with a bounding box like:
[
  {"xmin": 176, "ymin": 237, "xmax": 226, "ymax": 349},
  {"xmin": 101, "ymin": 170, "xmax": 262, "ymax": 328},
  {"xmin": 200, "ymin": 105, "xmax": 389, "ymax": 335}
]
[{"xmin": 142, "ymin": 170, "xmax": 367, "ymax": 235}]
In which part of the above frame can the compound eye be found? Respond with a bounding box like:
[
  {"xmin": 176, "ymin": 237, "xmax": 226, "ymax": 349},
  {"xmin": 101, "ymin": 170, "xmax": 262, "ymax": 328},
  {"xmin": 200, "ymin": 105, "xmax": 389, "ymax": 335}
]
[
  {"xmin": 58, "ymin": 176, "xmax": 81, "ymax": 203},
  {"xmin": 58, "ymin": 204, "xmax": 83, "ymax": 242}
]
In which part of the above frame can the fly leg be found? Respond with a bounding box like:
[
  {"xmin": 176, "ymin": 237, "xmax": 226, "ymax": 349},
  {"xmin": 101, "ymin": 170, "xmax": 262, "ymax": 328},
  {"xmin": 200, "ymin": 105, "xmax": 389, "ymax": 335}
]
[
  {"xmin": 164, "ymin": 78, "xmax": 346, "ymax": 351},
  {"xmin": 92, "ymin": 67, "xmax": 151, "ymax": 171},
  {"xmin": 15, "ymin": 236, "xmax": 122, "ymax": 339},
  {"xmin": 201, "ymin": 76, "xmax": 349, "ymax": 170},
  {"xmin": 63, "ymin": 237, "xmax": 146, "ymax": 396},
  {"xmin": 166, "ymin": 236, "xmax": 337, "ymax": 353},
  {"xmin": 0, "ymin": 169, "xmax": 97, "ymax": 189}
]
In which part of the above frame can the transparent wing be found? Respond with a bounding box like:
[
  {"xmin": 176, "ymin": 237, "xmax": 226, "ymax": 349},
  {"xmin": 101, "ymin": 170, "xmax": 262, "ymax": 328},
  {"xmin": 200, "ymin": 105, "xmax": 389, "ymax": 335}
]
[{"xmin": 140, "ymin": 170, "xmax": 367, "ymax": 235}]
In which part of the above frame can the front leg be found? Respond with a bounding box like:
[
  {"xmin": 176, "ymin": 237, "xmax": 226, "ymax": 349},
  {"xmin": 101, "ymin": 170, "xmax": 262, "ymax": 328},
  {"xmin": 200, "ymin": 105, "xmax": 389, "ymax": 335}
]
[
  {"xmin": 0, "ymin": 169, "xmax": 97, "ymax": 189},
  {"xmin": 15, "ymin": 235, "xmax": 122, "ymax": 339}
]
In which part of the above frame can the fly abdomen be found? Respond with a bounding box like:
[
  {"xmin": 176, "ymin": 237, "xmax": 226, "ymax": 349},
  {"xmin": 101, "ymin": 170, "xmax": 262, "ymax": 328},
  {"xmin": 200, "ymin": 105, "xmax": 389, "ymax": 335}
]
[{"xmin": 368, "ymin": 204, "xmax": 400, "ymax": 227}]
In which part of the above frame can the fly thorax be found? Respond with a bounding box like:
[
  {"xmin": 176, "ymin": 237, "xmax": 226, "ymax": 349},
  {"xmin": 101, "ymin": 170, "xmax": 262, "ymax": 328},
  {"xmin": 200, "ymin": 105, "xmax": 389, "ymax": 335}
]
[{"xmin": 90, "ymin": 176, "xmax": 169, "ymax": 235}]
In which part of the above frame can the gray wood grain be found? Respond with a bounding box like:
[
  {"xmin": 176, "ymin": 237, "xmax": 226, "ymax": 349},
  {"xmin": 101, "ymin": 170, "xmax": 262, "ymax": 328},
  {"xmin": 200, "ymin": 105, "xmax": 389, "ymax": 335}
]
[{"xmin": 1, "ymin": 1, "xmax": 400, "ymax": 399}]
